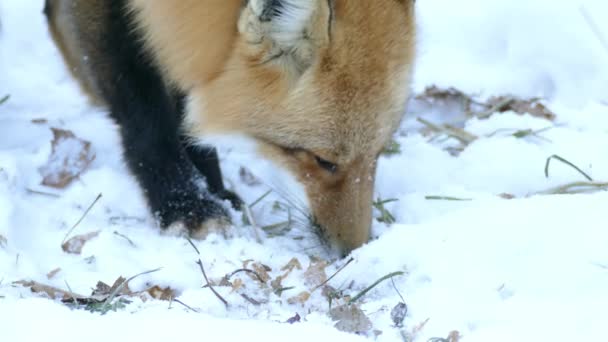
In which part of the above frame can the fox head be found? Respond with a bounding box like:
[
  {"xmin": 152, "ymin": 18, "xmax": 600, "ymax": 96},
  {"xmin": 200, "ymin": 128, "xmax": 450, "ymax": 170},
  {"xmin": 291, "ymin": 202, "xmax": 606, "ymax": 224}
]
[{"xmin": 186, "ymin": 0, "xmax": 416, "ymax": 254}]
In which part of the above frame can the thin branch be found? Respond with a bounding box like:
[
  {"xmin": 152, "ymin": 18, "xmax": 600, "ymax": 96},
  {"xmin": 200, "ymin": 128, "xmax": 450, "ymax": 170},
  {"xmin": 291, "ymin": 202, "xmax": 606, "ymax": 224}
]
[
  {"xmin": 187, "ymin": 238, "xmax": 228, "ymax": 307},
  {"xmin": 61, "ymin": 193, "xmax": 103, "ymax": 244},
  {"xmin": 227, "ymin": 269, "xmax": 265, "ymax": 283},
  {"xmin": 172, "ymin": 298, "xmax": 200, "ymax": 313}
]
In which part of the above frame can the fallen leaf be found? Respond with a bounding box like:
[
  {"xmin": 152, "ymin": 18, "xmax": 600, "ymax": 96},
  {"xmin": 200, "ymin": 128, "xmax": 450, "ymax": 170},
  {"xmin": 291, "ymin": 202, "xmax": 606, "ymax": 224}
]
[
  {"xmin": 281, "ymin": 258, "xmax": 303, "ymax": 272},
  {"xmin": 230, "ymin": 278, "xmax": 244, "ymax": 293},
  {"xmin": 448, "ymin": 331, "xmax": 462, "ymax": 342},
  {"xmin": 62, "ymin": 231, "xmax": 100, "ymax": 255},
  {"xmin": 146, "ymin": 286, "xmax": 177, "ymax": 301},
  {"xmin": 271, "ymin": 258, "xmax": 303, "ymax": 294},
  {"xmin": 248, "ymin": 262, "xmax": 271, "ymax": 283},
  {"xmin": 415, "ymin": 86, "xmax": 476, "ymax": 107},
  {"xmin": 304, "ymin": 260, "xmax": 328, "ymax": 287},
  {"xmin": 286, "ymin": 313, "xmax": 301, "ymax": 324},
  {"xmin": 287, "ymin": 291, "xmax": 310, "ymax": 305},
  {"xmin": 486, "ymin": 96, "xmax": 555, "ymax": 120},
  {"xmin": 31, "ymin": 118, "xmax": 48, "ymax": 125},
  {"xmin": 47, "ymin": 268, "xmax": 62, "ymax": 280},
  {"xmin": 14, "ymin": 280, "xmax": 86, "ymax": 302},
  {"xmin": 391, "ymin": 302, "xmax": 408, "ymax": 327},
  {"xmin": 39, "ymin": 128, "xmax": 95, "ymax": 188},
  {"xmin": 330, "ymin": 304, "xmax": 373, "ymax": 334},
  {"xmin": 499, "ymin": 193, "xmax": 516, "ymax": 200}
]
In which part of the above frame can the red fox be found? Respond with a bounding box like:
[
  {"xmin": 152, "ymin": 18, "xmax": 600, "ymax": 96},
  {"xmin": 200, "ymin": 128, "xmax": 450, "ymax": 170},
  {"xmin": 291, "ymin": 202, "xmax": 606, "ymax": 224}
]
[{"xmin": 44, "ymin": 0, "xmax": 416, "ymax": 255}]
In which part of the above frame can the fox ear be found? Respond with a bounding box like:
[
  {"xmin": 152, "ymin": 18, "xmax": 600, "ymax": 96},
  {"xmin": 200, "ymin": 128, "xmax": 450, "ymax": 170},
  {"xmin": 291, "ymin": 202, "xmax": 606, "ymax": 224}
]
[
  {"xmin": 238, "ymin": 0, "xmax": 327, "ymax": 77},
  {"xmin": 247, "ymin": 0, "xmax": 317, "ymax": 43}
]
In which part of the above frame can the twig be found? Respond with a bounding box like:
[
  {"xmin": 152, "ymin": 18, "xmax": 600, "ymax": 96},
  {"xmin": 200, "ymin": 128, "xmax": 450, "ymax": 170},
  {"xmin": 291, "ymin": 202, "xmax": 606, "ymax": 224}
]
[
  {"xmin": 348, "ymin": 271, "xmax": 404, "ymax": 305},
  {"xmin": 25, "ymin": 188, "xmax": 61, "ymax": 198},
  {"xmin": 64, "ymin": 280, "xmax": 79, "ymax": 306},
  {"xmin": 61, "ymin": 193, "xmax": 103, "ymax": 244},
  {"xmin": 240, "ymin": 293, "xmax": 262, "ymax": 306},
  {"xmin": 312, "ymin": 257, "xmax": 354, "ymax": 293},
  {"xmin": 544, "ymin": 155, "xmax": 593, "ymax": 181},
  {"xmin": 227, "ymin": 268, "xmax": 265, "ymax": 283},
  {"xmin": 425, "ymin": 196, "xmax": 472, "ymax": 201},
  {"xmin": 172, "ymin": 298, "xmax": 200, "ymax": 313},
  {"xmin": 101, "ymin": 268, "xmax": 162, "ymax": 311},
  {"xmin": 475, "ymin": 97, "xmax": 516, "ymax": 119},
  {"xmin": 186, "ymin": 238, "xmax": 228, "ymax": 307}
]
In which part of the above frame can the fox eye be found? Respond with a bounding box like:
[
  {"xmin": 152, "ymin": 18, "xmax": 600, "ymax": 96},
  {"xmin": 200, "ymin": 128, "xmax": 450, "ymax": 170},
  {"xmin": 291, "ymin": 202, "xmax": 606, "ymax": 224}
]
[{"xmin": 315, "ymin": 155, "xmax": 338, "ymax": 173}]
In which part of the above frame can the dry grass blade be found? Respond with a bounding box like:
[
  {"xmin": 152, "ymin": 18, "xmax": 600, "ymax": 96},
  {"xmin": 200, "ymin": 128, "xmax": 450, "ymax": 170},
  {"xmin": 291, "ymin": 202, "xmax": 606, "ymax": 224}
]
[
  {"xmin": 581, "ymin": 6, "xmax": 608, "ymax": 54},
  {"xmin": 373, "ymin": 198, "xmax": 398, "ymax": 224},
  {"xmin": 417, "ymin": 117, "xmax": 478, "ymax": 145},
  {"xmin": 101, "ymin": 268, "xmax": 162, "ymax": 311},
  {"xmin": 312, "ymin": 257, "xmax": 354, "ymax": 292},
  {"xmin": 187, "ymin": 238, "xmax": 228, "ymax": 307},
  {"xmin": 349, "ymin": 271, "xmax": 404, "ymax": 305},
  {"xmin": 544, "ymin": 155, "xmax": 593, "ymax": 182},
  {"xmin": 61, "ymin": 193, "xmax": 103, "ymax": 245},
  {"xmin": 425, "ymin": 196, "xmax": 472, "ymax": 201},
  {"xmin": 536, "ymin": 181, "xmax": 608, "ymax": 195}
]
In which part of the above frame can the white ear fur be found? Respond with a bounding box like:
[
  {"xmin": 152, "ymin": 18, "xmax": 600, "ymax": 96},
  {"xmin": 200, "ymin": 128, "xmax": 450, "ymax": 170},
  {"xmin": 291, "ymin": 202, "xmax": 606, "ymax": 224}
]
[{"xmin": 250, "ymin": 0, "xmax": 316, "ymax": 45}]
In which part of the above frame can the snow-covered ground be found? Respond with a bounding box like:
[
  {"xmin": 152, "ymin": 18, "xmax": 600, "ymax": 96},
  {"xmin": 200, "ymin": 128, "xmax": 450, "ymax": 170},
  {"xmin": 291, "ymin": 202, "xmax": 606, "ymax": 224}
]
[{"xmin": 1, "ymin": 0, "xmax": 608, "ymax": 341}]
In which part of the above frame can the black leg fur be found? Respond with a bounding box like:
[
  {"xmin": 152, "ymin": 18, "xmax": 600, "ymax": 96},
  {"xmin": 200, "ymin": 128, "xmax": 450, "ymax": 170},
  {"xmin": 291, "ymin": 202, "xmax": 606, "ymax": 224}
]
[{"xmin": 91, "ymin": 0, "xmax": 236, "ymax": 233}]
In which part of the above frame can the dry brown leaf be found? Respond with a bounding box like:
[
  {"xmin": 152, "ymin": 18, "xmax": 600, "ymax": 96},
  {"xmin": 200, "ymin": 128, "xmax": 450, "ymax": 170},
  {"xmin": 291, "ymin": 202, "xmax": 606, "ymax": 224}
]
[
  {"xmin": 31, "ymin": 118, "xmax": 48, "ymax": 125},
  {"xmin": 271, "ymin": 258, "xmax": 303, "ymax": 293},
  {"xmin": 248, "ymin": 262, "xmax": 271, "ymax": 283},
  {"xmin": 330, "ymin": 304, "xmax": 373, "ymax": 334},
  {"xmin": 499, "ymin": 193, "xmax": 516, "ymax": 200},
  {"xmin": 39, "ymin": 128, "xmax": 95, "ymax": 188},
  {"xmin": 231, "ymin": 278, "xmax": 244, "ymax": 293},
  {"xmin": 411, "ymin": 318, "xmax": 431, "ymax": 337},
  {"xmin": 61, "ymin": 231, "xmax": 100, "ymax": 255},
  {"xmin": 304, "ymin": 260, "xmax": 328, "ymax": 287},
  {"xmin": 486, "ymin": 96, "xmax": 556, "ymax": 120},
  {"xmin": 287, "ymin": 291, "xmax": 310, "ymax": 305},
  {"xmin": 14, "ymin": 280, "xmax": 86, "ymax": 301},
  {"xmin": 146, "ymin": 286, "xmax": 177, "ymax": 301},
  {"xmin": 281, "ymin": 258, "xmax": 303, "ymax": 272},
  {"xmin": 416, "ymin": 86, "xmax": 476, "ymax": 105},
  {"xmin": 47, "ymin": 268, "xmax": 62, "ymax": 280},
  {"xmin": 448, "ymin": 331, "xmax": 462, "ymax": 342}
]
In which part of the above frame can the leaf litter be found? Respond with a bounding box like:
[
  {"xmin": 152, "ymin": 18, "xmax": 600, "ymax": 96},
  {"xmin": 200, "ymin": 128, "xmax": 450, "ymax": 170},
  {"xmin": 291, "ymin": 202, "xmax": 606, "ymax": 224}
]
[{"xmin": 39, "ymin": 128, "xmax": 95, "ymax": 189}]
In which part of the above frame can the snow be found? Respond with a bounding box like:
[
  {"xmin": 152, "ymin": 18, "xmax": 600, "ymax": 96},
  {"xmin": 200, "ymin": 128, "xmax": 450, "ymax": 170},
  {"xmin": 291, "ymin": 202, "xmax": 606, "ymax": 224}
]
[{"xmin": 1, "ymin": 0, "xmax": 608, "ymax": 341}]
